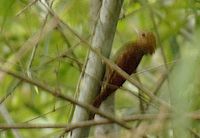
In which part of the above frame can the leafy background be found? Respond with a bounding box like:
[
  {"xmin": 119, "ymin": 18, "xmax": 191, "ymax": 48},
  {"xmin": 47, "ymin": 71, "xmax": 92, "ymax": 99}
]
[{"xmin": 0, "ymin": 0, "xmax": 200, "ymax": 137}]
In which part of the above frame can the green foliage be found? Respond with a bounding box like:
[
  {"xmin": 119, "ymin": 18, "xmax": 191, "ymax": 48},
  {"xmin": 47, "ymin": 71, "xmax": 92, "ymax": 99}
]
[{"xmin": 0, "ymin": 0, "xmax": 199, "ymax": 137}]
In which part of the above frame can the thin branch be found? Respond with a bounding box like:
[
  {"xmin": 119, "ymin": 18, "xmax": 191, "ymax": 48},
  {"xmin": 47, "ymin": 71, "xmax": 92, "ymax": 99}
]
[
  {"xmin": 16, "ymin": 0, "xmax": 38, "ymax": 17},
  {"xmin": 135, "ymin": 59, "xmax": 178, "ymax": 75},
  {"xmin": 0, "ymin": 67, "xmax": 130, "ymax": 129},
  {"xmin": 0, "ymin": 80, "xmax": 21, "ymax": 104},
  {"xmin": 0, "ymin": 112, "xmax": 200, "ymax": 130},
  {"xmin": 0, "ymin": 104, "xmax": 23, "ymax": 138},
  {"xmin": 0, "ymin": 17, "xmax": 58, "ymax": 82},
  {"xmin": 0, "ymin": 114, "xmax": 169, "ymax": 130},
  {"xmin": 41, "ymin": 3, "xmax": 171, "ymax": 111},
  {"xmin": 26, "ymin": 2, "xmax": 52, "ymax": 94},
  {"xmin": 24, "ymin": 104, "xmax": 69, "ymax": 123}
]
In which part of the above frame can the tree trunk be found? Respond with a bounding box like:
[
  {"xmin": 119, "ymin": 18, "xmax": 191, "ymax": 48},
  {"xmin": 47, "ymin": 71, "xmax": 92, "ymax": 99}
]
[
  {"xmin": 94, "ymin": 93, "xmax": 117, "ymax": 138},
  {"xmin": 70, "ymin": 0, "xmax": 123, "ymax": 138}
]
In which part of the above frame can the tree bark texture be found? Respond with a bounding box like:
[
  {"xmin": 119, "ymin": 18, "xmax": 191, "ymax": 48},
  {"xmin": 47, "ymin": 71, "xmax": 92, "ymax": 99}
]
[{"xmin": 70, "ymin": 0, "xmax": 123, "ymax": 138}]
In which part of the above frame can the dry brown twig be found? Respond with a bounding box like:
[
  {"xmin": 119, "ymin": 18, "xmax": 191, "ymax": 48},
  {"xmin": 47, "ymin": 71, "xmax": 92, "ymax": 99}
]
[
  {"xmin": 40, "ymin": 2, "xmax": 171, "ymax": 111},
  {"xmin": 0, "ymin": 67, "xmax": 130, "ymax": 129},
  {"xmin": 1, "ymin": 112, "xmax": 200, "ymax": 130}
]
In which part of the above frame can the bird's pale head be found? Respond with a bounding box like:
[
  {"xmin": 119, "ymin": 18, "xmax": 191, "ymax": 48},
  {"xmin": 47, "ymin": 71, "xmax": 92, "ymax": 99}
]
[{"xmin": 136, "ymin": 31, "xmax": 156, "ymax": 55}]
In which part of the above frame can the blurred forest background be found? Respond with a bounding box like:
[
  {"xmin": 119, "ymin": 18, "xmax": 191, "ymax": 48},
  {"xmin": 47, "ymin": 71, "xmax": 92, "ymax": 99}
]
[{"xmin": 0, "ymin": 0, "xmax": 200, "ymax": 138}]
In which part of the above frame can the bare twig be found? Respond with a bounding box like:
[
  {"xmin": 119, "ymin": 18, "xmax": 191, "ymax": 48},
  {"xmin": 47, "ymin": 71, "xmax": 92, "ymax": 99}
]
[
  {"xmin": 16, "ymin": 0, "xmax": 38, "ymax": 17},
  {"xmin": 0, "ymin": 113, "xmax": 168, "ymax": 130},
  {"xmin": 0, "ymin": 17, "xmax": 58, "ymax": 82},
  {"xmin": 0, "ymin": 67, "xmax": 130, "ymax": 129},
  {"xmin": 40, "ymin": 3, "xmax": 171, "ymax": 111},
  {"xmin": 0, "ymin": 80, "xmax": 21, "ymax": 104},
  {"xmin": 0, "ymin": 112, "xmax": 200, "ymax": 130},
  {"xmin": 0, "ymin": 104, "xmax": 23, "ymax": 138}
]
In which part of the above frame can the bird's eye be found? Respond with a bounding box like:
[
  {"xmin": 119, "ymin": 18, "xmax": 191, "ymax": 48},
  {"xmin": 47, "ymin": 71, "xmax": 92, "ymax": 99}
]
[{"xmin": 142, "ymin": 33, "xmax": 146, "ymax": 37}]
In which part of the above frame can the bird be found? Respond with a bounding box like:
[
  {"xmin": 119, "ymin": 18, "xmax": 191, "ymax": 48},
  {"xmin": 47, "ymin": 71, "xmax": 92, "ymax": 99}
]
[{"xmin": 91, "ymin": 31, "xmax": 156, "ymax": 113}]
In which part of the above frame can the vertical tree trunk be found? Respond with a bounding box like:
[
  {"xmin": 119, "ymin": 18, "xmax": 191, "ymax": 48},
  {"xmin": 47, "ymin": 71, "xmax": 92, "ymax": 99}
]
[
  {"xmin": 94, "ymin": 93, "xmax": 117, "ymax": 138},
  {"xmin": 90, "ymin": 0, "xmax": 102, "ymax": 32},
  {"xmin": 90, "ymin": 2, "xmax": 117, "ymax": 137},
  {"xmin": 70, "ymin": 0, "xmax": 123, "ymax": 138}
]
